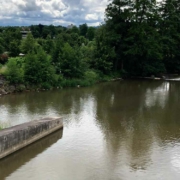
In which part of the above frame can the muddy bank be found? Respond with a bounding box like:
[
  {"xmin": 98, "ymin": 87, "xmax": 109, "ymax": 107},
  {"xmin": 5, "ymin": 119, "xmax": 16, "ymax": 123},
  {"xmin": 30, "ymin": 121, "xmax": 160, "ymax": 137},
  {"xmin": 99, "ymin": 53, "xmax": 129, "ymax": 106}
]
[{"xmin": 0, "ymin": 75, "xmax": 20, "ymax": 95}]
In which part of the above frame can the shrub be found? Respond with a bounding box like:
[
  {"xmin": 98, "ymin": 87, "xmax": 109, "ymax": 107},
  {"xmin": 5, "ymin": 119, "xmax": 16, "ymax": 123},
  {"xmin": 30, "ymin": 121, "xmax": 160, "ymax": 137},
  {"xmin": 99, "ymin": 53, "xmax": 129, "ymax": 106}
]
[
  {"xmin": 24, "ymin": 48, "xmax": 56, "ymax": 86},
  {"xmin": 5, "ymin": 57, "xmax": 24, "ymax": 84},
  {"xmin": 84, "ymin": 70, "xmax": 99, "ymax": 84},
  {"xmin": 41, "ymin": 82, "xmax": 52, "ymax": 90}
]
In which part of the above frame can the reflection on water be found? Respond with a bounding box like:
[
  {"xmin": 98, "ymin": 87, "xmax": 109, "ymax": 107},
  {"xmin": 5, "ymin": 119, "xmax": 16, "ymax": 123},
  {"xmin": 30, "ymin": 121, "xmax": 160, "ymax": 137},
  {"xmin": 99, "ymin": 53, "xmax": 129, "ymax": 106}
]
[
  {"xmin": 0, "ymin": 130, "xmax": 63, "ymax": 180},
  {"xmin": 0, "ymin": 80, "xmax": 180, "ymax": 179},
  {"xmin": 145, "ymin": 82, "xmax": 170, "ymax": 108}
]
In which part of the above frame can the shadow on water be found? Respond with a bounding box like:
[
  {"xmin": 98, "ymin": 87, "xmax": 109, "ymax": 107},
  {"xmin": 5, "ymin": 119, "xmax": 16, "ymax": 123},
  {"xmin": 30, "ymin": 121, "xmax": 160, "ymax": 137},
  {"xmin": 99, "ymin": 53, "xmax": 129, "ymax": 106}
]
[
  {"xmin": 92, "ymin": 80, "xmax": 180, "ymax": 171},
  {"xmin": 0, "ymin": 129, "xmax": 63, "ymax": 180}
]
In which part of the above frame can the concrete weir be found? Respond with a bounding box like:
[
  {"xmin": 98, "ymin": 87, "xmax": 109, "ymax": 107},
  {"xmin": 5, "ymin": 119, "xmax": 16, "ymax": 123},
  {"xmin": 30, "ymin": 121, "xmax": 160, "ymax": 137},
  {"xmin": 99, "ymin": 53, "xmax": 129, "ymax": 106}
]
[{"xmin": 0, "ymin": 117, "xmax": 63, "ymax": 159}]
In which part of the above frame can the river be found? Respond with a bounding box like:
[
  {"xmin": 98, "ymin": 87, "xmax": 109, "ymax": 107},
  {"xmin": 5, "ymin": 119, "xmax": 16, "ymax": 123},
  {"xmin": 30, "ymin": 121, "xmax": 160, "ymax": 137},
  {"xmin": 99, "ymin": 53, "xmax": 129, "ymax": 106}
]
[{"xmin": 0, "ymin": 80, "xmax": 180, "ymax": 180}]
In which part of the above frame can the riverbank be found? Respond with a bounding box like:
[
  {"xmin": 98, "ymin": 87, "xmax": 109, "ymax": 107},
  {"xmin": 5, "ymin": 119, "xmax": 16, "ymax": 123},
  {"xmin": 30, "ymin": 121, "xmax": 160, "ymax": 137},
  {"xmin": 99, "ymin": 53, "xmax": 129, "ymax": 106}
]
[
  {"xmin": 130, "ymin": 74, "xmax": 179, "ymax": 80},
  {"xmin": 1, "ymin": 73, "xmax": 180, "ymax": 96},
  {"xmin": 0, "ymin": 75, "xmax": 16, "ymax": 95},
  {"xmin": 0, "ymin": 74, "xmax": 123, "ymax": 96}
]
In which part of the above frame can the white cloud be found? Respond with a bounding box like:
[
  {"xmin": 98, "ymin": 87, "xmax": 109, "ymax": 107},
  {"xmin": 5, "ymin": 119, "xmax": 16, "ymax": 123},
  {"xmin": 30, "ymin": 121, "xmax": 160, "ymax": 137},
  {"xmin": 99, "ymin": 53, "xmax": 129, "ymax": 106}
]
[
  {"xmin": 85, "ymin": 14, "xmax": 98, "ymax": 21},
  {"xmin": 0, "ymin": 0, "xmax": 109, "ymax": 26}
]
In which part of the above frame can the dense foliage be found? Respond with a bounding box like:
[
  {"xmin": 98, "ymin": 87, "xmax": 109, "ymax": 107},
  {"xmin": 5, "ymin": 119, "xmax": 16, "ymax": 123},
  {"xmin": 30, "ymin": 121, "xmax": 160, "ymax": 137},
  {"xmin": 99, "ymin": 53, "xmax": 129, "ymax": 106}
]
[
  {"xmin": 104, "ymin": 0, "xmax": 180, "ymax": 76},
  {"xmin": 0, "ymin": 0, "xmax": 180, "ymax": 89}
]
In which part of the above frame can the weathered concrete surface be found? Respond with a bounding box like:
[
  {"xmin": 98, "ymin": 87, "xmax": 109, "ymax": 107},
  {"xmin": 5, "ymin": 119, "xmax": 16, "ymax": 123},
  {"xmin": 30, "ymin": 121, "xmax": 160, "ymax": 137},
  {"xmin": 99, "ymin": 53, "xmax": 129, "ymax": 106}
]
[{"xmin": 0, "ymin": 117, "xmax": 63, "ymax": 159}]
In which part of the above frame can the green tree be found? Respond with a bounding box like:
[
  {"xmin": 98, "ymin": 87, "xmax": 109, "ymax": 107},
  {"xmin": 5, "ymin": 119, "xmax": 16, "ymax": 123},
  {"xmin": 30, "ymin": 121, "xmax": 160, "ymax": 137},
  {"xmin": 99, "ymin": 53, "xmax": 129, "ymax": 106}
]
[
  {"xmin": 159, "ymin": 0, "xmax": 180, "ymax": 73},
  {"xmin": 87, "ymin": 27, "xmax": 95, "ymax": 41},
  {"xmin": 9, "ymin": 40, "xmax": 20, "ymax": 57},
  {"xmin": 1, "ymin": 28, "xmax": 21, "ymax": 52},
  {"xmin": 20, "ymin": 33, "xmax": 37, "ymax": 54},
  {"xmin": 78, "ymin": 36, "xmax": 88, "ymax": 46},
  {"xmin": 104, "ymin": 0, "xmax": 166, "ymax": 76},
  {"xmin": 51, "ymin": 34, "xmax": 64, "ymax": 74},
  {"xmin": 44, "ymin": 35, "xmax": 55, "ymax": 54},
  {"xmin": 79, "ymin": 23, "xmax": 88, "ymax": 37},
  {"xmin": 24, "ymin": 48, "xmax": 56, "ymax": 86},
  {"xmin": 71, "ymin": 26, "xmax": 80, "ymax": 34},
  {"xmin": 60, "ymin": 43, "xmax": 85, "ymax": 78},
  {"xmin": 30, "ymin": 25, "xmax": 40, "ymax": 38},
  {"xmin": 124, "ymin": 0, "xmax": 165, "ymax": 76},
  {"xmin": 93, "ymin": 25, "xmax": 115, "ymax": 74},
  {"xmin": 2, "ymin": 30, "xmax": 11, "ymax": 51},
  {"xmin": 5, "ymin": 57, "xmax": 24, "ymax": 83},
  {"xmin": 105, "ymin": 0, "xmax": 133, "ymax": 71},
  {"xmin": 80, "ymin": 41, "xmax": 95, "ymax": 67}
]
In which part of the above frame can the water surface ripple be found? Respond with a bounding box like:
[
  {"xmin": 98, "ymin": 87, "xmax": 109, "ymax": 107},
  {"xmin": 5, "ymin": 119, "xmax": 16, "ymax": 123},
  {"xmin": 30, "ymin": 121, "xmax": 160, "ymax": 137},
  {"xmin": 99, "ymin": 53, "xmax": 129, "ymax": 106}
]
[{"xmin": 0, "ymin": 80, "xmax": 180, "ymax": 180}]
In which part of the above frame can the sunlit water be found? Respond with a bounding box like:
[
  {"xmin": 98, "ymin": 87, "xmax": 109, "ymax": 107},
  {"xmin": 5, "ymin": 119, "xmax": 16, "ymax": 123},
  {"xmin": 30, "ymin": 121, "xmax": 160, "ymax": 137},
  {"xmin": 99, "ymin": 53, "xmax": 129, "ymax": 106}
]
[{"xmin": 0, "ymin": 80, "xmax": 180, "ymax": 180}]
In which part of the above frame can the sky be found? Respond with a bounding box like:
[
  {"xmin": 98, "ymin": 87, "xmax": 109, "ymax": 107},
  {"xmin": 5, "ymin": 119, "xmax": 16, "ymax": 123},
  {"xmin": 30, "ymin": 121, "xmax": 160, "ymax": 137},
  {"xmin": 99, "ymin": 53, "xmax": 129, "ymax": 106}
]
[{"xmin": 0, "ymin": 0, "xmax": 109, "ymax": 27}]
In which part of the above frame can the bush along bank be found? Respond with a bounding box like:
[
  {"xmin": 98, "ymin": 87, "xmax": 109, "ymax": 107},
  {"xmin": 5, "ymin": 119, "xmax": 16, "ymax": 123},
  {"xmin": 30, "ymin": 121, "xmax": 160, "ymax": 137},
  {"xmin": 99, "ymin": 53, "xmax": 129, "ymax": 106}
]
[
  {"xmin": 0, "ymin": 68, "xmax": 122, "ymax": 96},
  {"xmin": 0, "ymin": 74, "xmax": 122, "ymax": 96}
]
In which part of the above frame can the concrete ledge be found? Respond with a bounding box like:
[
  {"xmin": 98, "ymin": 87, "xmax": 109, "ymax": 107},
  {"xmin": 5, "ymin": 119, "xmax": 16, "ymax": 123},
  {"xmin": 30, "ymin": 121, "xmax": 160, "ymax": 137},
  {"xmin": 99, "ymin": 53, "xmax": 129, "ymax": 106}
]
[
  {"xmin": 0, "ymin": 117, "xmax": 63, "ymax": 159},
  {"xmin": 0, "ymin": 129, "xmax": 63, "ymax": 179}
]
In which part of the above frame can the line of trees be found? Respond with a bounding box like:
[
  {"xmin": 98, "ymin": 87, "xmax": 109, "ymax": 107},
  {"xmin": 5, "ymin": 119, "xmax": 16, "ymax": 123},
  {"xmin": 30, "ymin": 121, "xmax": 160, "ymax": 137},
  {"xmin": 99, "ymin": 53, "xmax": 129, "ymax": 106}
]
[
  {"xmin": 0, "ymin": 24, "xmax": 105, "ymax": 89},
  {"xmin": 0, "ymin": 0, "xmax": 180, "ymax": 89},
  {"xmin": 103, "ymin": 0, "xmax": 180, "ymax": 76}
]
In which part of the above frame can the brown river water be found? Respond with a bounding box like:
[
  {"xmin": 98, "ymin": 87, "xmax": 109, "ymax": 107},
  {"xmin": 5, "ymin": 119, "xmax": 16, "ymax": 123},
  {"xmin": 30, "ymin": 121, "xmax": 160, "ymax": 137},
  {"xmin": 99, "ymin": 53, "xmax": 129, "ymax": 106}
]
[{"xmin": 0, "ymin": 80, "xmax": 180, "ymax": 180}]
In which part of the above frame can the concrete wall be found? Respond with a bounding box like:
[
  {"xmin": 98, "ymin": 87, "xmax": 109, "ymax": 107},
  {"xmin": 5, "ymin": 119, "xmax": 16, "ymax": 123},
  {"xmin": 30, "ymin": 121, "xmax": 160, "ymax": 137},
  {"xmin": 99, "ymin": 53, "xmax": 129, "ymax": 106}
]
[
  {"xmin": 0, "ymin": 129, "xmax": 63, "ymax": 179},
  {"xmin": 0, "ymin": 117, "xmax": 63, "ymax": 159}
]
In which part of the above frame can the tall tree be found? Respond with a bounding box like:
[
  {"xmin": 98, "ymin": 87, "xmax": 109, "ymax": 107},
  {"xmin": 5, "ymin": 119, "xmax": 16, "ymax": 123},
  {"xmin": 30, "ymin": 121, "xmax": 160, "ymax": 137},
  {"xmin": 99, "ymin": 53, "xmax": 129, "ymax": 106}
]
[
  {"xmin": 51, "ymin": 34, "xmax": 64, "ymax": 74},
  {"xmin": 20, "ymin": 33, "xmax": 37, "ymax": 54},
  {"xmin": 79, "ymin": 23, "xmax": 88, "ymax": 37},
  {"xmin": 105, "ymin": 0, "xmax": 133, "ymax": 71},
  {"xmin": 87, "ymin": 27, "xmax": 96, "ymax": 41},
  {"xmin": 93, "ymin": 25, "xmax": 115, "ymax": 74},
  {"xmin": 60, "ymin": 43, "xmax": 85, "ymax": 78},
  {"xmin": 105, "ymin": 0, "xmax": 166, "ymax": 76},
  {"xmin": 124, "ymin": 0, "xmax": 165, "ymax": 76},
  {"xmin": 159, "ymin": 0, "xmax": 180, "ymax": 73}
]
